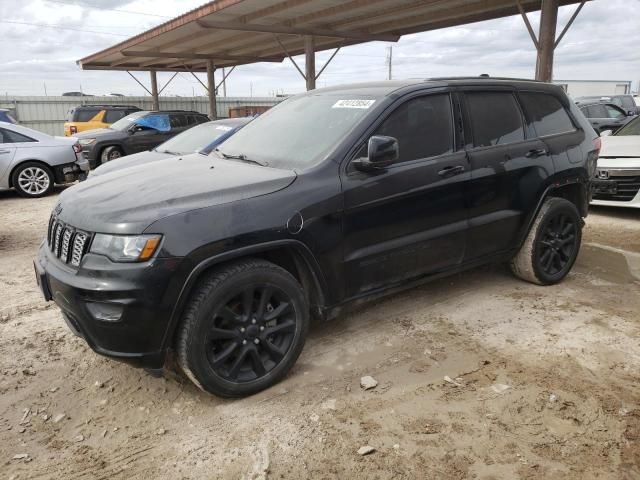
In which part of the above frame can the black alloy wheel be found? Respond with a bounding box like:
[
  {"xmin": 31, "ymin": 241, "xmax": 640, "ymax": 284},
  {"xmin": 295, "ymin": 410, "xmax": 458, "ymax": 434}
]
[
  {"xmin": 536, "ymin": 212, "xmax": 578, "ymax": 277},
  {"xmin": 205, "ymin": 285, "xmax": 297, "ymax": 382}
]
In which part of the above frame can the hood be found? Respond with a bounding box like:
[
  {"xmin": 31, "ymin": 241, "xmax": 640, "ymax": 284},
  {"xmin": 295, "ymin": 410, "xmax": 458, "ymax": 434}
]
[
  {"xmin": 600, "ymin": 135, "xmax": 640, "ymax": 159},
  {"xmin": 56, "ymin": 153, "xmax": 296, "ymax": 234},
  {"xmin": 74, "ymin": 128, "xmax": 123, "ymax": 141},
  {"xmin": 91, "ymin": 149, "xmax": 175, "ymax": 177}
]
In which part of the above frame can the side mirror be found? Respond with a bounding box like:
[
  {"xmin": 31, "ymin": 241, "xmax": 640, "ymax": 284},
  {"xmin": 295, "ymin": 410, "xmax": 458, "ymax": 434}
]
[
  {"xmin": 353, "ymin": 135, "xmax": 399, "ymax": 172},
  {"xmin": 600, "ymin": 129, "xmax": 613, "ymax": 137}
]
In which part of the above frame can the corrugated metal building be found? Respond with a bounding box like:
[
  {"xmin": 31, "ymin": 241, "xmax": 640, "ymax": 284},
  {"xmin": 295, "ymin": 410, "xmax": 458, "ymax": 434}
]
[
  {"xmin": 0, "ymin": 96, "xmax": 282, "ymax": 136},
  {"xmin": 554, "ymin": 80, "xmax": 633, "ymax": 98}
]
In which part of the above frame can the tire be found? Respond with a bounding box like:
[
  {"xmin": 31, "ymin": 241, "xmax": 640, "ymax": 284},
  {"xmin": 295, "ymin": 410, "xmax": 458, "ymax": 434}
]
[
  {"xmin": 100, "ymin": 146, "xmax": 123, "ymax": 164},
  {"xmin": 177, "ymin": 259, "xmax": 310, "ymax": 397},
  {"xmin": 12, "ymin": 161, "xmax": 54, "ymax": 198},
  {"xmin": 510, "ymin": 197, "xmax": 582, "ymax": 285}
]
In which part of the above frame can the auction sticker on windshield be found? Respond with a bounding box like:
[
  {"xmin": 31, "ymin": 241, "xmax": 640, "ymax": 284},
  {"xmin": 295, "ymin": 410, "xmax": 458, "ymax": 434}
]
[{"xmin": 332, "ymin": 99, "xmax": 375, "ymax": 109}]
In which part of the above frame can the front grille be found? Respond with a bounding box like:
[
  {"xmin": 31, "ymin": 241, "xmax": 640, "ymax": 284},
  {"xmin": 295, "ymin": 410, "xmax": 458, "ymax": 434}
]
[
  {"xmin": 592, "ymin": 176, "xmax": 640, "ymax": 202},
  {"xmin": 47, "ymin": 216, "xmax": 91, "ymax": 267}
]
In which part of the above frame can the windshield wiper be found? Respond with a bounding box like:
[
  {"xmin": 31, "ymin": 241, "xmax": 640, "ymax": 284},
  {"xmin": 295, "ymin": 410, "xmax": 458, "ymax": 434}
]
[
  {"xmin": 214, "ymin": 148, "xmax": 267, "ymax": 166},
  {"xmin": 157, "ymin": 149, "xmax": 181, "ymax": 155}
]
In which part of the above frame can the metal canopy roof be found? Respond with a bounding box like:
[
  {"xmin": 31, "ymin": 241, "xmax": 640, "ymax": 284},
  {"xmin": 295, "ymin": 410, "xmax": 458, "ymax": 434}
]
[{"xmin": 78, "ymin": 0, "xmax": 586, "ymax": 73}]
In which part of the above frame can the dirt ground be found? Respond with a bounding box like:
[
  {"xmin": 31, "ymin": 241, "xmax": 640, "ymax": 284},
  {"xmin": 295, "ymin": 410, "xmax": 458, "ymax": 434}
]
[{"xmin": 1, "ymin": 187, "xmax": 639, "ymax": 480}]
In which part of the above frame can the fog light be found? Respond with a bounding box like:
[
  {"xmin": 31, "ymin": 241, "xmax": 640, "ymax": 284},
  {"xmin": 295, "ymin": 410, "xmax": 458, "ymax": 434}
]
[{"xmin": 86, "ymin": 302, "xmax": 124, "ymax": 322}]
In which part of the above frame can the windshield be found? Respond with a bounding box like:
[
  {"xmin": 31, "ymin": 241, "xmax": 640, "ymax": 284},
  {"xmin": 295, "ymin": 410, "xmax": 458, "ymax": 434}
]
[
  {"xmin": 217, "ymin": 94, "xmax": 380, "ymax": 169},
  {"xmin": 614, "ymin": 116, "xmax": 640, "ymax": 136},
  {"xmin": 109, "ymin": 111, "xmax": 147, "ymax": 131},
  {"xmin": 154, "ymin": 122, "xmax": 232, "ymax": 154}
]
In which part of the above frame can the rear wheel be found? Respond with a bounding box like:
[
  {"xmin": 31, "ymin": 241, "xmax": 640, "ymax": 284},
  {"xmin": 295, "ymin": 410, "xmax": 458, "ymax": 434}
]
[
  {"xmin": 177, "ymin": 259, "xmax": 309, "ymax": 397},
  {"xmin": 100, "ymin": 146, "xmax": 123, "ymax": 164},
  {"xmin": 12, "ymin": 162, "xmax": 54, "ymax": 198},
  {"xmin": 510, "ymin": 197, "xmax": 582, "ymax": 285}
]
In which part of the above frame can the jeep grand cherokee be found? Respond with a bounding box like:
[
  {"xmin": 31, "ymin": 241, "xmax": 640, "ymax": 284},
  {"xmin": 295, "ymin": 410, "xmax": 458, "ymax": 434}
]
[{"xmin": 35, "ymin": 78, "xmax": 597, "ymax": 397}]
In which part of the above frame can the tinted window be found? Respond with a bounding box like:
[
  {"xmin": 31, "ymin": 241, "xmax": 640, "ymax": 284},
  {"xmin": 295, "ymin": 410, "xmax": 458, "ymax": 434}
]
[
  {"xmin": 374, "ymin": 94, "xmax": 453, "ymax": 163},
  {"xmin": 104, "ymin": 110, "xmax": 127, "ymax": 123},
  {"xmin": 466, "ymin": 92, "xmax": 524, "ymax": 147},
  {"xmin": 170, "ymin": 114, "xmax": 187, "ymax": 128},
  {"xmin": 605, "ymin": 105, "xmax": 625, "ymax": 119},
  {"xmin": 195, "ymin": 114, "xmax": 209, "ymax": 124},
  {"xmin": 519, "ymin": 92, "xmax": 575, "ymax": 137},
  {"xmin": 73, "ymin": 109, "xmax": 101, "ymax": 122},
  {"xmin": 0, "ymin": 128, "xmax": 36, "ymax": 143},
  {"xmin": 586, "ymin": 105, "xmax": 607, "ymax": 118}
]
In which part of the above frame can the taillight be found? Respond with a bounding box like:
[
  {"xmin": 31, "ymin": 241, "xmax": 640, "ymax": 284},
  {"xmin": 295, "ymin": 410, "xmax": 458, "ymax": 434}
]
[
  {"xmin": 593, "ymin": 137, "xmax": 602, "ymax": 156},
  {"xmin": 73, "ymin": 143, "xmax": 82, "ymax": 154},
  {"xmin": 70, "ymin": 125, "xmax": 77, "ymax": 135}
]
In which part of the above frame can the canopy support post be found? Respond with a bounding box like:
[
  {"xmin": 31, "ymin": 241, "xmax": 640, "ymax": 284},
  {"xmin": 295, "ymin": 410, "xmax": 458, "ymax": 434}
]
[
  {"xmin": 305, "ymin": 35, "xmax": 316, "ymax": 91},
  {"xmin": 536, "ymin": 0, "xmax": 558, "ymax": 82},
  {"xmin": 150, "ymin": 70, "xmax": 159, "ymax": 111},
  {"xmin": 207, "ymin": 60, "xmax": 217, "ymax": 119}
]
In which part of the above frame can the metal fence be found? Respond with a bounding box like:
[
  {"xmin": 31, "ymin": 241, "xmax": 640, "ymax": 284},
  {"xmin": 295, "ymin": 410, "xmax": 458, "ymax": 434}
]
[{"xmin": 0, "ymin": 95, "xmax": 283, "ymax": 136}]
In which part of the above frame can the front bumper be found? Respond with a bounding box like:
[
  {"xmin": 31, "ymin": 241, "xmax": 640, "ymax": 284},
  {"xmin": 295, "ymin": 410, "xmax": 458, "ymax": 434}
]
[{"xmin": 35, "ymin": 242, "xmax": 183, "ymax": 369}]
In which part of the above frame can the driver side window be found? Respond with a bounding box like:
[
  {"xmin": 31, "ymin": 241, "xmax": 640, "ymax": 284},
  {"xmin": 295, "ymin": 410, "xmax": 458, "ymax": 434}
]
[{"xmin": 371, "ymin": 94, "xmax": 454, "ymax": 163}]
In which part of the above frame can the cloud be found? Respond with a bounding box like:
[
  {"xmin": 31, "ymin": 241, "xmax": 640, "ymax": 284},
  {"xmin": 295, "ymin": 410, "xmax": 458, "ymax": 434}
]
[{"xmin": 0, "ymin": 0, "xmax": 639, "ymax": 96}]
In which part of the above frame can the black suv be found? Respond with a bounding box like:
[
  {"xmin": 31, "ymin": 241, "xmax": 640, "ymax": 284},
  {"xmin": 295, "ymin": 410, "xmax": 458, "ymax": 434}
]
[
  {"xmin": 74, "ymin": 110, "xmax": 210, "ymax": 168},
  {"xmin": 577, "ymin": 102, "xmax": 634, "ymax": 135},
  {"xmin": 35, "ymin": 78, "xmax": 597, "ymax": 397}
]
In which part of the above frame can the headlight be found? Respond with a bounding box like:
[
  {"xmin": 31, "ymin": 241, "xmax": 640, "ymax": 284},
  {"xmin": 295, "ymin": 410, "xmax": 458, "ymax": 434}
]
[
  {"xmin": 78, "ymin": 138, "xmax": 96, "ymax": 146},
  {"xmin": 90, "ymin": 234, "xmax": 162, "ymax": 262}
]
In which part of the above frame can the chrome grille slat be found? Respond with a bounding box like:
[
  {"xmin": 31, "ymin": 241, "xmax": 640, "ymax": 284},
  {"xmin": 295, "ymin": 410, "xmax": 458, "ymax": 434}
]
[{"xmin": 48, "ymin": 217, "xmax": 90, "ymax": 267}]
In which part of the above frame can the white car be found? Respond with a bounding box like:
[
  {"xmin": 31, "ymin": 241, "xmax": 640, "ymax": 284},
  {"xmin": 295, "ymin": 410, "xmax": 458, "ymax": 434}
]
[
  {"xmin": 0, "ymin": 122, "xmax": 89, "ymax": 198},
  {"xmin": 591, "ymin": 116, "xmax": 640, "ymax": 208}
]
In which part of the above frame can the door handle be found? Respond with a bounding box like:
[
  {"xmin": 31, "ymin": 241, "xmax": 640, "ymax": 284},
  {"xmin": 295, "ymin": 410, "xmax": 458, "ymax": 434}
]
[
  {"xmin": 0, "ymin": 149, "xmax": 11, "ymax": 154},
  {"xmin": 526, "ymin": 148, "xmax": 548, "ymax": 158},
  {"xmin": 438, "ymin": 165, "xmax": 465, "ymax": 177}
]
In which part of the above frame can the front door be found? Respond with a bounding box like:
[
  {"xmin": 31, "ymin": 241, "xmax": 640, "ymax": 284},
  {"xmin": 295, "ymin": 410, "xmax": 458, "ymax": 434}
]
[{"xmin": 341, "ymin": 92, "xmax": 468, "ymax": 299}]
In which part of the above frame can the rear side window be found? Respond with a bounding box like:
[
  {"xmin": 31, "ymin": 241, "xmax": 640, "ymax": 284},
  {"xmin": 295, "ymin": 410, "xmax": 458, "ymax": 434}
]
[
  {"xmin": 519, "ymin": 92, "xmax": 575, "ymax": 137},
  {"xmin": 72, "ymin": 109, "xmax": 100, "ymax": 122},
  {"xmin": 170, "ymin": 114, "xmax": 187, "ymax": 128},
  {"xmin": 465, "ymin": 92, "xmax": 524, "ymax": 147},
  {"xmin": 375, "ymin": 94, "xmax": 453, "ymax": 163},
  {"xmin": 0, "ymin": 128, "xmax": 36, "ymax": 143},
  {"xmin": 104, "ymin": 110, "xmax": 128, "ymax": 123}
]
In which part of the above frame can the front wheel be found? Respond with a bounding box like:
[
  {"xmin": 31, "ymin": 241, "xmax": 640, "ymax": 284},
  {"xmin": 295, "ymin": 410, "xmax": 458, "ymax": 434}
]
[
  {"xmin": 510, "ymin": 197, "xmax": 582, "ymax": 285},
  {"xmin": 177, "ymin": 259, "xmax": 309, "ymax": 397},
  {"xmin": 100, "ymin": 146, "xmax": 123, "ymax": 164}
]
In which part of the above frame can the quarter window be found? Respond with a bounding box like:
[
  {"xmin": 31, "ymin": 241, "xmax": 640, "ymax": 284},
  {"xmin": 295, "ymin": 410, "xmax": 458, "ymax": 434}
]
[
  {"xmin": 519, "ymin": 92, "xmax": 575, "ymax": 137},
  {"xmin": 0, "ymin": 128, "xmax": 36, "ymax": 143},
  {"xmin": 374, "ymin": 94, "xmax": 454, "ymax": 163},
  {"xmin": 466, "ymin": 92, "xmax": 525, "ymax": 147}
]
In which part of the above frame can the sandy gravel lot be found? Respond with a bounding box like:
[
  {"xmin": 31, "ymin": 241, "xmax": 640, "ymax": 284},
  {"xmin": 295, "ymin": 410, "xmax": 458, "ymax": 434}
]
[{"xmin": 1, "ymin": 187, "xmax": 639, "ymax": 479}]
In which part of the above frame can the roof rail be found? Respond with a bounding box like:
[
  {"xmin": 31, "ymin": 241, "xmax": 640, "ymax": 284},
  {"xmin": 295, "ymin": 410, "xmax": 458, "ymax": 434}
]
[{"xmin": 76, "ymin": 104, "xmax": 141, "ymax": 109}]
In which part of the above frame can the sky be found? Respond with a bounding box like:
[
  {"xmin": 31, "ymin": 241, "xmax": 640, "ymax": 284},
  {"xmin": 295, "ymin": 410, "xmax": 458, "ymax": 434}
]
[{"xmin": 1, "ymin": 0, "xmax": 639, "ymax": 98}]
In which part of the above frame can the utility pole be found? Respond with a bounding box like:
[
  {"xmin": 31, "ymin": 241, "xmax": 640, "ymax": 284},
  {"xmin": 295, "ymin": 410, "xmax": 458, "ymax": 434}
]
[
  {"xmin": 43, "ymin": 82, "xmax": 48, "ymax": 96},
  {"xmin": 386, "ymin": 46, "xmax": 393, "ymax": 80}
]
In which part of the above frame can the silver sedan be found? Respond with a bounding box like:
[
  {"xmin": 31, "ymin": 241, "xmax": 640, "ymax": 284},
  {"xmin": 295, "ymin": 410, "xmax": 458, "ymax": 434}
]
[{"xmin": 0, "ymin": 122, "xmax": 89, "ymax": 197}]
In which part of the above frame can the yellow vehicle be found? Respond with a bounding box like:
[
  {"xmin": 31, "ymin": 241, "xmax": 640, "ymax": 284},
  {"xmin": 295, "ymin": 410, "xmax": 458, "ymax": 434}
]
[{"xmin": 64, "ymin": 105, "xmax": 141, "ymax": 136}]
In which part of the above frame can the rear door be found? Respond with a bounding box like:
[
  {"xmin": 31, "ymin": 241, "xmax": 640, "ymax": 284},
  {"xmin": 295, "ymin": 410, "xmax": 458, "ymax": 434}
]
[
  {"xmin": 461, "ymin": 89, "xmax": 553, "ymax": 259},
  {"xmin": 341, "ymin": 91, "xmax": 469, "ymax": 298}
]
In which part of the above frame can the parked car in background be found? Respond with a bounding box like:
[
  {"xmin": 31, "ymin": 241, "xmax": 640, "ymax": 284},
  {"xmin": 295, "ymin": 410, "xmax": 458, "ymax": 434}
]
[
  {"xmin": 591, "ymin": 115, "xmax": 640, "ymax": 208},
  {"xmin": 74, "ymin": 110, "xmax": 210, "ymax": 168},
  {"xmin": 575, "ymin": 95, "xmax": 639, "ymax": 116},
  {"xmin": 577, "ymin": 102, "xmax": 634, "ymax": 135},
  {"xmin": 64, "ymin": 105, "xmax": 141, "ymax": 137},
  {"xmin": 0, "ymin": 109, "xmax": 17, "ymax": 124},
  {"xmin": 90, "ymin": 117, "xmax": 251, "ymax": 177},
  {"xmin": 36, "ymin": 78, "xmax": 597, "ymax": 397},
  {"xmin": 0, "ymin": 122, "xmax": 88, "ymax": 197}
]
